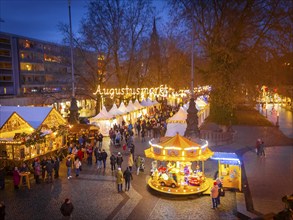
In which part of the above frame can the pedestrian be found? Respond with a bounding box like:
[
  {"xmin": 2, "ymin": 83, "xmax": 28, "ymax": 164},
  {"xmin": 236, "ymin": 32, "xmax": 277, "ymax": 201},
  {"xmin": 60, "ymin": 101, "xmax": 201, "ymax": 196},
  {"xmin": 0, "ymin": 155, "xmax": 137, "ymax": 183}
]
[
  {"xmin": 128, "ymin": 153, "xmax": 134, "ymax": 172},
  {"xmin": 0, "ymin": 201, "xmax": 5, "ymax": 220},
  {"xmin": 98, "ymin": 132, "xmax": 104, "ymax": 148},
  {"xmin": 96, "ymin": 149, "xmax": 103, "ymax": 169},
  {"xmin": 13, "ymin": 167, "xmax": 20, "ymax": 190},
  {"xmin": 53, "ymin": 157, "xmax": 60, "ymax": 179},
  {"xmin": 60, "ymin": 198, "xmax": 74, "ymax": 219},
  {"xmin": 40, "ymin": 157, "xmax": 47, "ymax": 182},
  {"xmin": 135, "ymin": 155, "xmax": 142, "ymax": 175},
  {"xmin": 66, "ymin": 157, "xmax": 72, "ymax": 180},
  {"xmin": 141, "ymin": 129, "xmax": 146, "ymax": 142},
  {"xmin": 259, "ymin": 141, "xmax": 266, "ymax": 157},
  {"xmin": 116, "ymin": 167, "xmax": 123, "ymax": 193},
  {"xmin": 123, "ymin": 167, "xmax": 133, "ymax": 191},
  {"xmin": 0, "ymin": 166, "xmax": 5, "ymax": 190},
  {"xmin": 211, "ymin": 182, "xmax": 219, "ymax": 209},
  {"xmin": 46, "ymin": 158, "xmax": 53, "ymax": 183},
  {"xmin": 255, "ymin": 138, "xmax": 261, "ymax": 156},
  {"xmin": 116, "ymin": 152, "xmax": 123, "ymax": 168},
  {"xmin": 74, "ymin": 158, "xmax": 81, "ymax": 177},
  {"xmin": 34, "ymin": 158, "xmax": 41, "ymax": 184},
  {"xmin": 86, "ymin": 146, "xmax": 93, "ymax": 165},
  {"xmin": 216, "ymin": 178, "xmax": 223, "ymax": 205},
  {"xmin": 110, "ymin": 153, "xmax": 117, "ymax": 172},
  {"xmin": 101, "ymin": 149, "xmax": 108, "ymax": 169}
]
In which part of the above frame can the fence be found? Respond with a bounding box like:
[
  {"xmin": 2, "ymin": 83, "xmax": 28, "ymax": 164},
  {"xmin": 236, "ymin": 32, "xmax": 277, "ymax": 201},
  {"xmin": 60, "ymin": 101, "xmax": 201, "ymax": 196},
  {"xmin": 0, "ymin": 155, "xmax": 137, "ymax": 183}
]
[{"xmin": 200, "ymin": 129, "xmax": 236, "ymax": 146}]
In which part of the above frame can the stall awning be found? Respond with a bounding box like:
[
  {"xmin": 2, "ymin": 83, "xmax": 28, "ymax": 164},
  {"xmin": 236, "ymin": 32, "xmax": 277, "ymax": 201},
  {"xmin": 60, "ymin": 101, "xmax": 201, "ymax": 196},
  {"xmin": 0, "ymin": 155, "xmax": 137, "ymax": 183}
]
[{"xmin": 210, "ymin": 152, "xmax": 241, "ymax": 165}]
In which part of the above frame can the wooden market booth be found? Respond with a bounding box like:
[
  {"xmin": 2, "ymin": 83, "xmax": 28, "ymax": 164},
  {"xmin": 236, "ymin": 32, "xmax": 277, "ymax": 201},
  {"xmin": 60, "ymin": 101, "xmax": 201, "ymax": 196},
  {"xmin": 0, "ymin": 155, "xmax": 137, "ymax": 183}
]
[
  {"xmin": 0, "ymin": 106, "xmax": 67, "ymax": 166},
  {"xmin": 144, "ymin": 134, "xmax": 214, "ymax": 195},
  {"xmin": 210, "ymin": 152, "xmax": 242, "ymax": 191}
]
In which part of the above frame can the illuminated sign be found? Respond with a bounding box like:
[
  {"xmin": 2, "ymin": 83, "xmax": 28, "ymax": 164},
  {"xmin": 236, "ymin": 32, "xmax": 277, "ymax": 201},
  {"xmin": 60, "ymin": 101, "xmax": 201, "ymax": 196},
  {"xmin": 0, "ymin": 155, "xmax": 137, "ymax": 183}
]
[{"xmin": 93, "ymin": 85, "xmax": 211, "ymax": 99}]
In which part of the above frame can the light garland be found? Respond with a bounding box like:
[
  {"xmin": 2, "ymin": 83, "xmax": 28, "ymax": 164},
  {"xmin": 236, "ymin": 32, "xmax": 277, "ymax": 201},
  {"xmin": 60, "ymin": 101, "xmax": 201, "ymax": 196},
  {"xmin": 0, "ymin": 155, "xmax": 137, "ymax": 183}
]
[{"xmin": 93, "ymin": 85, "xmax": 211, "ymax": 99}]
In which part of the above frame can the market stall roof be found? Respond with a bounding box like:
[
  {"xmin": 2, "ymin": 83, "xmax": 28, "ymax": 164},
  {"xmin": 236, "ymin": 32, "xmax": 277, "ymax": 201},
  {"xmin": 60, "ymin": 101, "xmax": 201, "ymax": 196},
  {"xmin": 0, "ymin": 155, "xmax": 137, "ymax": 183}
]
[
  {"xmin": 90, "ymin": 106, "xmax": 113, "ymax": 121},
  {"xmin": 109, "ymin": 104, "xmax": 124, "ymax": 116},
  {"xmin": 145, "ymin": 134, "xmax": 213, "ymax": 162},
  {"xmin": 126, "ymin": 100, "xmax": 138, "ymax": 112},
  {"xmin": 133, "ymin": 99, "xmax": 144, "ymax": 109},
  {"xmin": 141, "ymin": 98, "xmax": 154, "ymax": 107},
  {"xmin": 118, "ymin": 102, "xmax": 128, "ymax": 113},
  {"xmin": 0, "ymin": 106, "xmax": 66, "ymax": 129},
  {"xmin": 210, "ymin": 152, "xmax": 241, "ymax": 165},
  {"xmin": 167, "ymin": 107, "xmax": 187, "ymax": 123},
  {"xmin": 0, "ymin": 106, "xmax": 52, "ymax": 129}
]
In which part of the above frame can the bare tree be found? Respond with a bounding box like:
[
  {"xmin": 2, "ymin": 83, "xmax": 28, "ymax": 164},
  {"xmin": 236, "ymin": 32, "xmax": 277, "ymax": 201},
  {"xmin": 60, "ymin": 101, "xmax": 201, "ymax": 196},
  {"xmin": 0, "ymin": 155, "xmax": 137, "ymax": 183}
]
[
  {"xmin": 170, "ymin": 0, "xmax": 292, "ymax": 125},
  {"xmin": 80, "ymin": 0, "xmax": 154, "ymax": 88}
]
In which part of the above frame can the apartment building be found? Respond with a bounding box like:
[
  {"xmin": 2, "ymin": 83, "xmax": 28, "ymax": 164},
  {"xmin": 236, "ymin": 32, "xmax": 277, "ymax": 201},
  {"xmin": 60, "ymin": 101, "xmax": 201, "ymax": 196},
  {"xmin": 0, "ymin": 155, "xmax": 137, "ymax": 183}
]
[{"xmin": 0, "ymin": 32, "xmax": 96, "ymax": 118}]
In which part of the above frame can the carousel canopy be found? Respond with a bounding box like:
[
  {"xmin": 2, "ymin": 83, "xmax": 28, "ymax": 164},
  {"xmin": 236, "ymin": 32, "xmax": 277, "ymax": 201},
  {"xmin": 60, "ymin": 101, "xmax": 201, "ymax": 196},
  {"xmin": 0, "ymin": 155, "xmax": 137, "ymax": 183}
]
[{"xmin": 145, "ymin": 134, "xmax": 213, "ymax": 162}]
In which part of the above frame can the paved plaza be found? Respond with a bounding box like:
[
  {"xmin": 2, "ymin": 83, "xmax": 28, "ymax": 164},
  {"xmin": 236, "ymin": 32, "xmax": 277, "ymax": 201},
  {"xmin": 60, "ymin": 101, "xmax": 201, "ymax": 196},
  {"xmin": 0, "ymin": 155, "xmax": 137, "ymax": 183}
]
[{"xmin": 1, "ymin": 111, "xmax": 292, "ymax": 219}]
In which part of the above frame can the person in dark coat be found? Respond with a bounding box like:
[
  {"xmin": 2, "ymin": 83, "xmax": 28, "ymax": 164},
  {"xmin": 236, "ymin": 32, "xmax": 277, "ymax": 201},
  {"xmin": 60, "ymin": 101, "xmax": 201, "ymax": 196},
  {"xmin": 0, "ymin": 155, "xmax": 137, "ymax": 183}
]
[
  {"xmin": 123, "ymin": 167, "xmax": 133, "ymax": 191},
  {"xmin": 46, "ymin": 159, "xmax": 53, "ymax": 183},
  {"xmin": 101, "ymin": 149, "xmax": 108, "ymax": 169},
  {"xmin": 60, "ymin": 198, "xmax": 74, "ymax": 218},
  {"xmin": 110, "ymin": 153, "xmax": 116, "ymax": 172},
  {"xmin": 0, "ymin": 201, "xmax": 5, "ymax": 220},
  {"xmin": 53, "ymin": 157, "xmax": 60, "ymax": 178},
  {"xmin": 0, "ymin": 166, "xmax": 5, "ymax": 190},
  {"xmin": 40, "ymin": 157, "xmax": 47, "ymax": 182},
  {"xmin": 116, "ymin": 152, "xmax": 123, "ymax": 168},
  {"xmin": 13, "ymin": 167, "xmax": 20, "ymax": 190}
]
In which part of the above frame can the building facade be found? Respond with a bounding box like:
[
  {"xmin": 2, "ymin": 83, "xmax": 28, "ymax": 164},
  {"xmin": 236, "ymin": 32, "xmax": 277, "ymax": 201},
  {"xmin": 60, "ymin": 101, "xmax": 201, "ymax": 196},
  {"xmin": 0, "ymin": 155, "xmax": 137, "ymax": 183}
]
[{"xmin": 0, "ymin": 32, "xmax": 96, "ymax": 118}]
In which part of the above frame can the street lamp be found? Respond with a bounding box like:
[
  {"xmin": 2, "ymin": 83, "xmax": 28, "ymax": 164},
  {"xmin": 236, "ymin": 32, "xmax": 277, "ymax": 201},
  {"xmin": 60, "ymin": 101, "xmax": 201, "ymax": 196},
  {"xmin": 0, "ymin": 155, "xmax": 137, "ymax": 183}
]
[
  {"xmin": 265, "ymin": 103, "xmax": 268, "ymax": 118},
  {"xmin": 68, "ymin": 0, "xmax": 79, "ymax": 124}
]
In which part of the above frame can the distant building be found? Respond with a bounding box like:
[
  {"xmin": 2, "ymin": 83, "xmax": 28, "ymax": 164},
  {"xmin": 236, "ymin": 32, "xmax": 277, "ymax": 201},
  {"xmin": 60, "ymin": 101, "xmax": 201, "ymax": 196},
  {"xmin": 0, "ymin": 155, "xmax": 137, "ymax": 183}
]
[{"xmin": 0, "ymin": 32, "xmax": 96, "ymax": 118}]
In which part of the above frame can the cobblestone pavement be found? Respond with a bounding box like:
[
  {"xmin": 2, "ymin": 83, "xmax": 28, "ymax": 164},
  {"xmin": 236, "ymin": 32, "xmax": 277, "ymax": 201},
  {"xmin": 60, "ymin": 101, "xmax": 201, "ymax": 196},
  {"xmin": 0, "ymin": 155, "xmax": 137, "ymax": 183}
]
[{"xmin": 0, "ymin": 136, "xmax": 239, "ymax": 220}]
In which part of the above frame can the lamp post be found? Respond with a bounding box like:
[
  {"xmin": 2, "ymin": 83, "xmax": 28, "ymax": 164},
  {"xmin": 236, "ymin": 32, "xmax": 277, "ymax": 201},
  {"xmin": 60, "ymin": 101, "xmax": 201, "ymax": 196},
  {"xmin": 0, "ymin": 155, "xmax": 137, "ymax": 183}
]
[
  {"xmin": 68, "ymin": 0, "xmax": 79, "ymax": 124},
  {"xmin": 184, "ymin": 17, "xmax": 199, "ymax": 139},
  {"xmin": 265, "ymin": 103, "xmax": 268, "ymax": 118}
]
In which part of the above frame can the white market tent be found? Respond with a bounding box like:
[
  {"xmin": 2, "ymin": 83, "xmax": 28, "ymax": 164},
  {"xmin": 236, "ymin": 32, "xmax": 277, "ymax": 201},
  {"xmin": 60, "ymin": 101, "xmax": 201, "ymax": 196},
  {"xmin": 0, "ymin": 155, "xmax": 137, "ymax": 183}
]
[
  {"xmin": 165, "ymin": 107, "xmax": 187, "ymax": 137},
  {"xmin": 109, "ymin": 104, "xmax": 123, "ymax": 116},
  {"xmin": 118, "ymin": 102, "xmax": 128, "ymax": 113},
  {"xmin": 133, "ymin": 99, "xmax": 144, "ymax": 110},
  {"xmin": 89, "ymin": 106, "xmax": 114, "ymax": 136}
]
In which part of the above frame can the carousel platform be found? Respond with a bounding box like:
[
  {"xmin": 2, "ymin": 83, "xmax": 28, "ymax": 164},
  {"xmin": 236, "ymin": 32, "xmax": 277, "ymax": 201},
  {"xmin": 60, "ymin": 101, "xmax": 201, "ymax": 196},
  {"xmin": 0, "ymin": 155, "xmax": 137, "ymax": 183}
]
[{"xmin": 148, "ymin": 177, "xmax": 214, "ymax": 196}]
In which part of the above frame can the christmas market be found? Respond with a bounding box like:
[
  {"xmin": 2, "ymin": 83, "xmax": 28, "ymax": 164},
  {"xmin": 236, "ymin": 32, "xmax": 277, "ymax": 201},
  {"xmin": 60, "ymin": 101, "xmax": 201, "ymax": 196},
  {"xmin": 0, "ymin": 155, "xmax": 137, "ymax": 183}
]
[
  {"xmin": 144, "ymin": 133, "xmax": 214, "ymax": 195},
  {"xmin": 0, "ymin": 106, "xmax": 67, "ymax": 166}
]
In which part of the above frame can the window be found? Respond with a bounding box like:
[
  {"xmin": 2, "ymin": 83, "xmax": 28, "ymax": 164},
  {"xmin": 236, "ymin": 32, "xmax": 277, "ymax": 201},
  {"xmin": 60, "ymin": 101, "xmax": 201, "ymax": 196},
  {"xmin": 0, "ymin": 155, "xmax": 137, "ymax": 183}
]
[
  {"xmin": 20, "ymin": 63, "xmax": 44, "ymax": 72},
  {"xmin": 0, "ymin": 62, "xmax": 12, "ymax": 69},
  {"xmin": 0, "ymin": 76, "xmax": 12, "ymax": 81},
  {"xmin": 0, "ymin": 38, "xmax": 10, "ymax": 44},
  {"xmin": 0, "ymin": 49, "xmax": 10, "ymax": 57}
]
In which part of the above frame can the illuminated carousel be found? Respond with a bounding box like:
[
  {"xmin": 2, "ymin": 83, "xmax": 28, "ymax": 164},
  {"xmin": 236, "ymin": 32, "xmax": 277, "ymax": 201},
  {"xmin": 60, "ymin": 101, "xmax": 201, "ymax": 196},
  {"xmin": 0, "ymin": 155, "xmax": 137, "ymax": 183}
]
[{"xmin": 144, "ymin": 134, "xmax": 214, "ymax": 195}]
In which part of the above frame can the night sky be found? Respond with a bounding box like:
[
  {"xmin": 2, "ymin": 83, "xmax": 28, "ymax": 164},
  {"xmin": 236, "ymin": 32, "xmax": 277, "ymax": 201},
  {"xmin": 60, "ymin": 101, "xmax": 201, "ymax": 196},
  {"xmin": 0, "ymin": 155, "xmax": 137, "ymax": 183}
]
[
  {"xmin": 0, "ymin": 0, "xmax": 89, "ymax": 43},
  {"xmin": 0, "ymin": 0, "xmax": 168, "ymax": 44}
]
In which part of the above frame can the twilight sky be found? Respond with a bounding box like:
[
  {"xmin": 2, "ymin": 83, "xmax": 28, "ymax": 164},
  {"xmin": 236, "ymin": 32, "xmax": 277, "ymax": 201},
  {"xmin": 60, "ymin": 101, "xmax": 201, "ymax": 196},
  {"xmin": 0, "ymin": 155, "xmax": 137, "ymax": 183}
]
[{"xmin": 0, "ymin": 0, "xmax": 168, "ymax": 44}]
